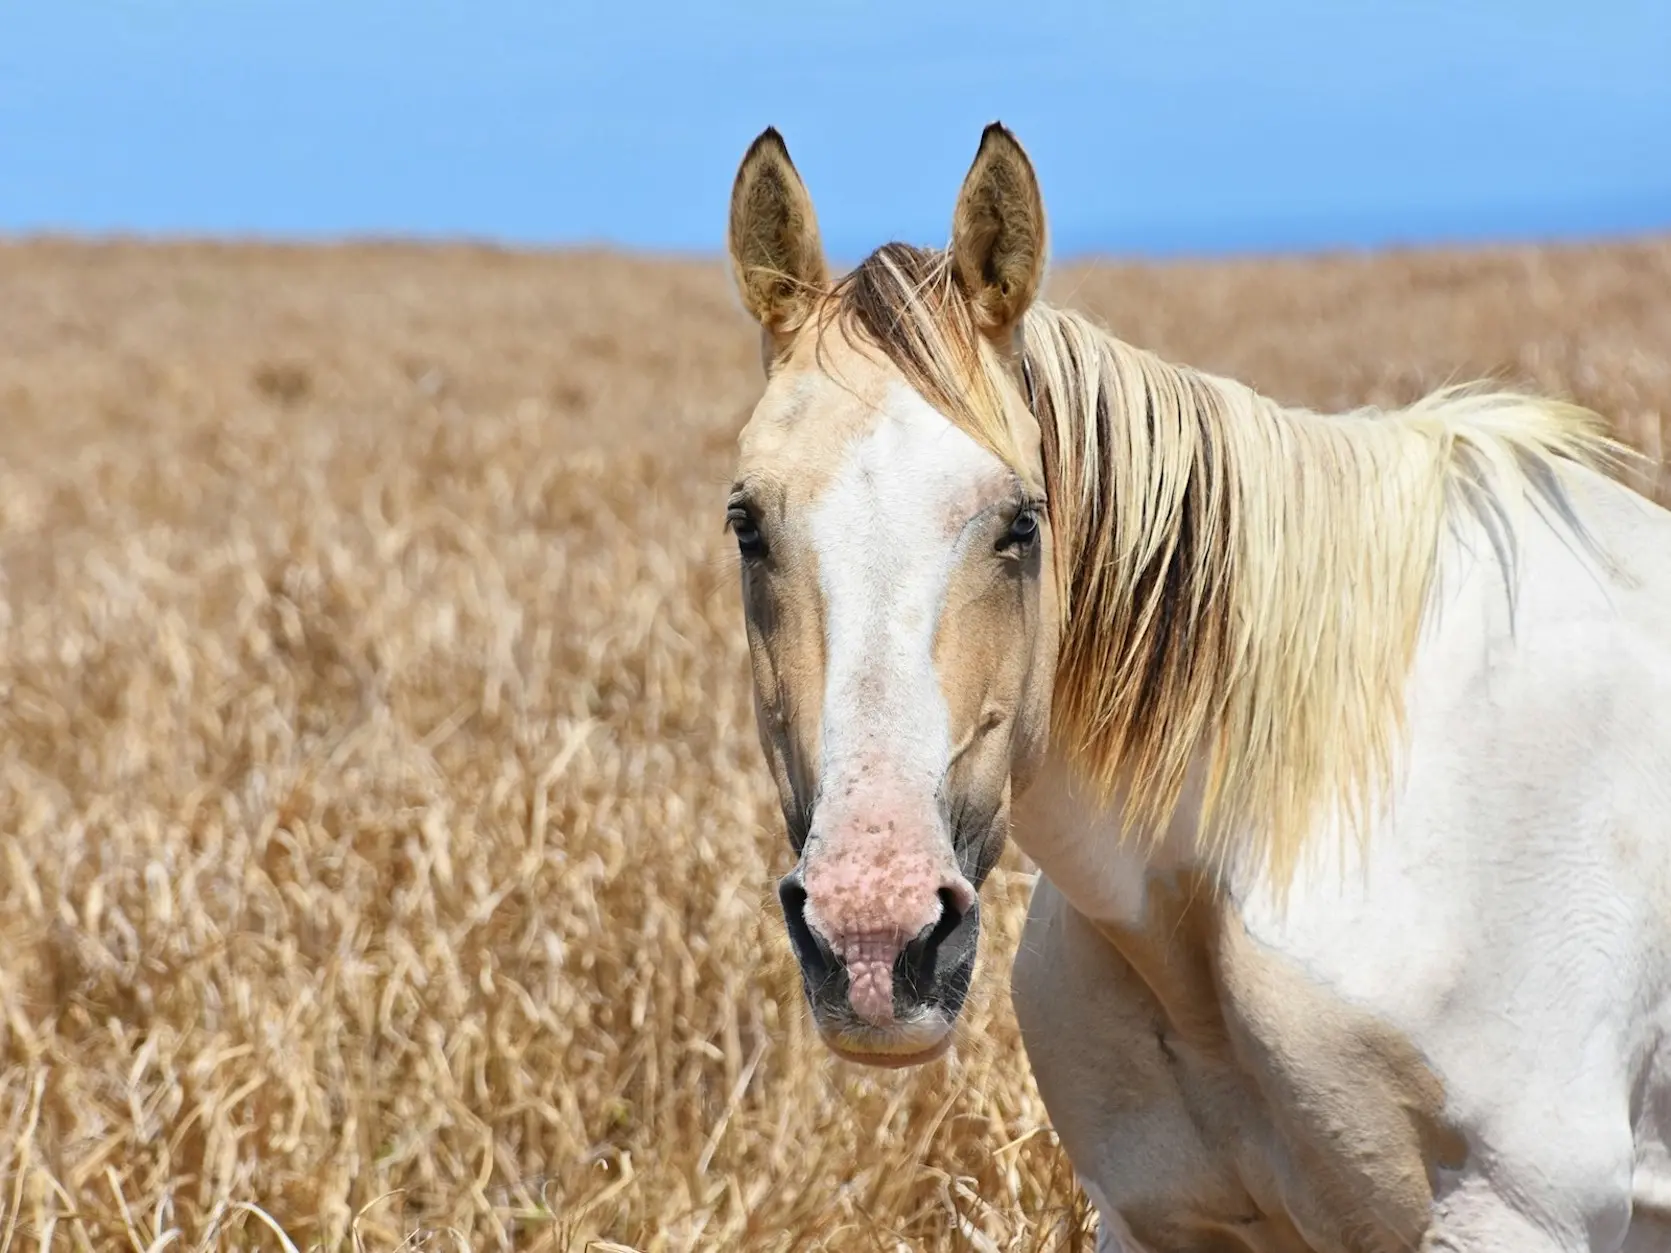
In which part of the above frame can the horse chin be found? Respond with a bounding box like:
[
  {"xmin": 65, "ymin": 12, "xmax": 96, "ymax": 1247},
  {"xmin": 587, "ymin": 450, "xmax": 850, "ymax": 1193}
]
[{"xmin": 820, "ymin": 1019, "xmax": 957, "ymax": 1069}]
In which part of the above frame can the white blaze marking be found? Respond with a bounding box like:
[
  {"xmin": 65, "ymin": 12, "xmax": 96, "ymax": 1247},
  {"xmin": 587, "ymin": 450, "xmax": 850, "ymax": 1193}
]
[{"xmin": 808, "ymin": 384, "xmax": 1010, "ymax": 806}]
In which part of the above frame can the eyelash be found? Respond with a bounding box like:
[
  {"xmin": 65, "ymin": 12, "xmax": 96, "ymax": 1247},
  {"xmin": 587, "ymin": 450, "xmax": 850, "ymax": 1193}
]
[{"xmin": 728, "ymin": 506, "xmax": 766, "ymax": 558}]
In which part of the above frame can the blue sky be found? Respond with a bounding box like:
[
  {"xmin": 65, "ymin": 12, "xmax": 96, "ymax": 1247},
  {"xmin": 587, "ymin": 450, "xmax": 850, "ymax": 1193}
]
[{"xmin": 2, "ymin": 0, "xmax": 1668, "ymax": 260}]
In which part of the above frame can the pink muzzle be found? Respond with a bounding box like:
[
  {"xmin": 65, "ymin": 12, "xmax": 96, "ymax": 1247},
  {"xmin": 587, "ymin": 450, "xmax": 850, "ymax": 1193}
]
[{"xmin": 798, "ymin": 816, "xmax": 976, "ymax": 1028}]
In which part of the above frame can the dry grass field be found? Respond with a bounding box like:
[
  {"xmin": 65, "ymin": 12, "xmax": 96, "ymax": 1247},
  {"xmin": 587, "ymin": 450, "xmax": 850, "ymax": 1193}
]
[{"xmin": 1, "ymin": 234, "xmax": 1669, "ymax": 1252}]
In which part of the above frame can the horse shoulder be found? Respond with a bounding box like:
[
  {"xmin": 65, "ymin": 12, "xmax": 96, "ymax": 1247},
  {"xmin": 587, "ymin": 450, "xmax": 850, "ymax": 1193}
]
[{"xmin": 1226, "ymin": 468, "xmax": 1671, "ymax": 1247}]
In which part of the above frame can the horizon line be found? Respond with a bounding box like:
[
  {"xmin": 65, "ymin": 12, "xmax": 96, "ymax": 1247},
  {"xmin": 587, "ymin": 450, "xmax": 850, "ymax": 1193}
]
[{"xmin": 4, "ymin": 220, "xmax": 1669, "ymax": 269}]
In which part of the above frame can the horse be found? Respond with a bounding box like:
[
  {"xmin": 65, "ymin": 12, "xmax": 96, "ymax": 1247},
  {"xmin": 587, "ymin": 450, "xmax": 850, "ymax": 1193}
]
[{"xmin": 718, "ymin": 121, "xmax": 1671, "ymax": 1252}]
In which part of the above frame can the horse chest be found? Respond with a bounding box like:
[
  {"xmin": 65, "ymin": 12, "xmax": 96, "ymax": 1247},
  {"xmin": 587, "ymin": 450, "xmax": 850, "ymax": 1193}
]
[{"xmin": 1013, "ymin": 875, "xmax": 1460, "ymax": 1253}]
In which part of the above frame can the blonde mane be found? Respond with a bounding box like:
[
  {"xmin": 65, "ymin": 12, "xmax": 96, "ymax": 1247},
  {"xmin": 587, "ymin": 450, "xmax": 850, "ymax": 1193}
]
[{"xmin": 822, "ymin": 243, "xmax": 1632, "ymax": 888}]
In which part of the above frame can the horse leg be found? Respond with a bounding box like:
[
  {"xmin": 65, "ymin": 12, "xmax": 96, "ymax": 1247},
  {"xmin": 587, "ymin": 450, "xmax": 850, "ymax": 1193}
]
[
  {"xmin": 1010, "ymin": 875, "xmax": 1236, "ymax": 1253},
  {"xmin": 1420, "ymin": 1144, "xmax": 1635, "ymax": 1253},
  {"xmin": 1421, "ymin": 1193, "xmax": 1613, "ymax": 1252}
]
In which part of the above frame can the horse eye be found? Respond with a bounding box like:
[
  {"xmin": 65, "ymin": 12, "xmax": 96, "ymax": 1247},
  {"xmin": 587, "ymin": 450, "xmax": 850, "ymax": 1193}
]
[
  {"xmin": 1002, "ymin": 508, "xmax": 1039, "ymax": 551},
  {"xmin": 729, "ymin": 507, "xmax": 766, "ymax": 558}
]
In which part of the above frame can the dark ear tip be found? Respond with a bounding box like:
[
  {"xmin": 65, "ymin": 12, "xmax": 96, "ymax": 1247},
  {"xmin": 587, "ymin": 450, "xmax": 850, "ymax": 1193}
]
[
  {"xmin": 978, "ymin": 120, "xmax": 1021, "ymax": 151},
  {"xmin": 745, "ymin": 126, "xmax": 792, "ymax": 162}
]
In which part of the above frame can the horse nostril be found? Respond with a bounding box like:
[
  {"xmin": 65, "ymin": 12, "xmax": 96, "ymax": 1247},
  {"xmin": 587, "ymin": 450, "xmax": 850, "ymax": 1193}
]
[
  {"xmin": 931, "ymin": 886, "xmax": 967, "ymax": 947},
  {"xmin": 777, "ymin": 877, "xmax": 838, "ymax": 986},
  {"xmin": 897, "ymin": 887, "xmax": 972, "ymax": 1002}
]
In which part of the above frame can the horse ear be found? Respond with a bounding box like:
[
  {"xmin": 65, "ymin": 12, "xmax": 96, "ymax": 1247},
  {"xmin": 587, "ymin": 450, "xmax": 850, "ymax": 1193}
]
[
  {"xmin": 950, "ymin": 123, "xmax": 1047, "ymax": 339},
  {"xmin": 728, "ymin": 127, "xmax": 830, "ymax": 348}
]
